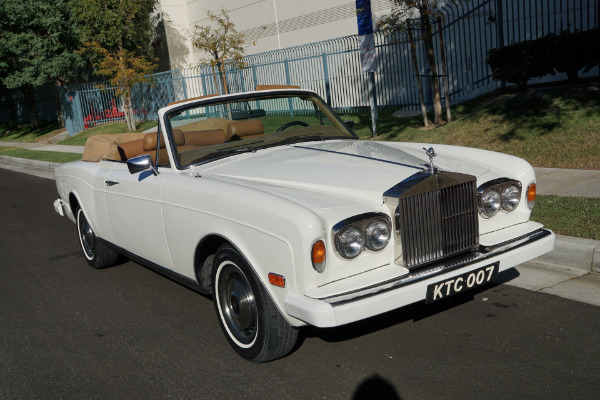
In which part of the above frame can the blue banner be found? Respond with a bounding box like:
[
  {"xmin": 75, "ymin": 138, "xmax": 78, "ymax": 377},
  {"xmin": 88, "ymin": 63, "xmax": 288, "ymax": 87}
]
[{"xmin": 356, "ymin": 0, "xmax": 373, "ymax": 35}]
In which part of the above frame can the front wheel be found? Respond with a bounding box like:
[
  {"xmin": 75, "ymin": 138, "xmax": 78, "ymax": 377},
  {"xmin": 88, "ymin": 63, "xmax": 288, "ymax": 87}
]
[
  {"xmin": 212, "ymin": 244, "xmax": 298, "ymax": 362},
  {"xmin": 76, "ymin": 207, "xmax": 120, "ymax": 269}
]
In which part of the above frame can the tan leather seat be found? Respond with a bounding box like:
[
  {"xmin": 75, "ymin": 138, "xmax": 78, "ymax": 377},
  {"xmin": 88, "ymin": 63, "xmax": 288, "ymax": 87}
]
[
  {"xmin": 119, "ymin": 130, "xmax": 185, "ymax": 164},
  {"xmin": 184, "ymin": 129, "xmax": 226, "ymax": 147},
  {"xmin": 226, "ymin": 120, "xmax": 265, "ymax": 140},
  {"xmin": 118, "ymin": 138, "xmax": 145, "ymax": 161}
]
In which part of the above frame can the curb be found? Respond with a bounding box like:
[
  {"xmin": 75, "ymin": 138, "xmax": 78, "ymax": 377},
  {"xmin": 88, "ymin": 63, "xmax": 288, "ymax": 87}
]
[
  {"xmin": 530, "ymin": 234, "xmax": 600, "ymax": 274},
  {"xmin": 0, "ymin": 155, "xmax": 60, "ymax": 170},
  {"xmin": 0, "ymin": 155, "xmax": 598, "ymax": 275}
]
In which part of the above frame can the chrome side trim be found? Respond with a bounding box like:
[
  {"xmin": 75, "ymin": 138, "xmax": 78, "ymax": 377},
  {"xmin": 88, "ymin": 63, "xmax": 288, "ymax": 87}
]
[{"xmin": 316, "ymin": 228, "xmax": 552, "ymax": 306}]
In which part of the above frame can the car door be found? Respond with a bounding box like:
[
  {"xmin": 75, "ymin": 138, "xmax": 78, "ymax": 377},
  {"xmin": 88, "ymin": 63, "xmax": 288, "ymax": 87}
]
[{"xmin": 104, "ymin": 164, "xmax": 174, "ymax": 269}]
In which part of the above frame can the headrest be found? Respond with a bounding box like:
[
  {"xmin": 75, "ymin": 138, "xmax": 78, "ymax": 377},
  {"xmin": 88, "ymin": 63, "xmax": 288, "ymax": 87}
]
[
  {"xmin": 184, "ymin": 129, "xmax": 226, "ymax": 146},
  {"xmin": 143, "ymin": 129, "xmax": 185, "ymax": 151},
  {"xmin": 143, "ymin": 132, "xmax": 164, "ymax": 151},
  {"xmin": 172, "ymin": 128, "xmax": 185, "ymax": 145},
  {"xmin": 227, "ymin": 120, "xmax": 264, "ymax": 138}
]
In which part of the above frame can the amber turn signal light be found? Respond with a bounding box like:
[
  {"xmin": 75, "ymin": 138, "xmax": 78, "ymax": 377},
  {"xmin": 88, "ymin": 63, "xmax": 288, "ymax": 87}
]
[
  {"xmin": 268, "ymin": 273, "xmax": 286, "ymax": 288},
  {"xmin": 312, "ymin": 240, "xmax": 326, "ymax": 273},
  {"xmin": 527, "ymin": 182, "xmax": 536, "ymax": 209}
]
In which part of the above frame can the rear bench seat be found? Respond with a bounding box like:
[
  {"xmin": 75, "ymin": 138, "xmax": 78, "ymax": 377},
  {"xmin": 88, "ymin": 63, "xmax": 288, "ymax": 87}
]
[
  {"xmin": 111, "ymin": 120, "xmax": 265, "ymax": 164},
  {"xmin": 118, "ymin": 130, "xmax": 184, "ymax": 164}
]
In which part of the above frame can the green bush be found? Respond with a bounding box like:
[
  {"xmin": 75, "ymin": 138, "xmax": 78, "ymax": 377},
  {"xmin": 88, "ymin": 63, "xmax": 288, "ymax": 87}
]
[
  {"xmin": 486, "ymin": 37, "xmax": 554, "ymax": 89},
  {"xmin": 548, "ymin": 28, "xmax": 600, "ymax": 80},
  {"xmin": 486, "ymin": 28, "xmax": 600, "ymax": 88}
]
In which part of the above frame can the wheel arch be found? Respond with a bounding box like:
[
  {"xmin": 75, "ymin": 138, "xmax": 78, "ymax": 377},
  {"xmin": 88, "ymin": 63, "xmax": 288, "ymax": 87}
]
[
  {"xmin": 193, "ymin": 234, "xmax": 230, "ymax": 289},
  {"xmin": 68, "ymin": 191, "xmax": 80, "ymax": 215}
]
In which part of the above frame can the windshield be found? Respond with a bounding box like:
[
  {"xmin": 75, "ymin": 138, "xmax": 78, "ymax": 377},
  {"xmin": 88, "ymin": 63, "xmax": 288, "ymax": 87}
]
[{"xmin": 165, "ymin": 92, "xmax": 357, "ymax": 168}]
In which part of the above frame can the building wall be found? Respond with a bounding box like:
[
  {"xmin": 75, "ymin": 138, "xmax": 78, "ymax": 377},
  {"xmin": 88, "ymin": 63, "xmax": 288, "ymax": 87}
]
[{"xmin": 156, "ymin": 0, "xmax": 393, "ymax": 70}]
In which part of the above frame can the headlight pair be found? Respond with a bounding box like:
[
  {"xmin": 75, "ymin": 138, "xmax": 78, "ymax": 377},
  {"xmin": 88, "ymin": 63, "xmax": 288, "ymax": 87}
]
[
  {"xmin": 334, "ymin": 214, "xmax": 391, "ymax": 259},
  {"xmin": 477, "ymin": 179, "xmax": 522, "ymax": 218}
]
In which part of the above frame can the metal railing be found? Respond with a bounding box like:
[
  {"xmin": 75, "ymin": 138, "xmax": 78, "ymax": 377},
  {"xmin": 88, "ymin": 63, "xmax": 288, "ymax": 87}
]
[{"xmin": 2, "ymin": 0, "xmax": 597, "ymax": 134}]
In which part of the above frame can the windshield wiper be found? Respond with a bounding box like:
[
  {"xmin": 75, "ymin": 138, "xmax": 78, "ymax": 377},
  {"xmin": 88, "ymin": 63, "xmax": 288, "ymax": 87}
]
[{"xmin": 274, "ymin": 135, "xmax": 356, "ymax": 146}]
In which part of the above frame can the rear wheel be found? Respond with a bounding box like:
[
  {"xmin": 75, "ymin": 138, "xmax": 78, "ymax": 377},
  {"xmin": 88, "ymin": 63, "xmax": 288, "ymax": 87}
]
[
  {"xmin": 76, "ymin": 207, "xmax": 120, "ymax": 269},
  {"xmin": 212, "ymin": 244, "xmax": 297, "ymax": 362}
]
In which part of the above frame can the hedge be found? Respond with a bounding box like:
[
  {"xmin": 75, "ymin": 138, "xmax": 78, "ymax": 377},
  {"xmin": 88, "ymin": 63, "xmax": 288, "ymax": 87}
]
[{"xmin": 486, "ymin": 28, "xmax": 600, "ymax": 89}]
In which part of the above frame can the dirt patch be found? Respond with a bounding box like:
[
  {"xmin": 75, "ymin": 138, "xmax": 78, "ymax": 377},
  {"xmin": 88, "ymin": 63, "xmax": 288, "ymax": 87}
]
[{"xmin": 37, "ymin": 129, "xmax": 68, "ymax": 144}]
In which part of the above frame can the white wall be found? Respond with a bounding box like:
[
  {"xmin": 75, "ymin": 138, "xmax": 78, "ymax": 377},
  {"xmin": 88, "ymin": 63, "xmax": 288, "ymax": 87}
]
[{"xmin": 157, "ymin": 0, "xmax": 393, "ymax": 70}]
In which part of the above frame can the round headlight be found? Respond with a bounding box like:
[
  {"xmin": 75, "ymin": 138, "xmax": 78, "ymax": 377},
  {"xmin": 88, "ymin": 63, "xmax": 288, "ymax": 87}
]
[
  {"xmin": 480, "ymin": 189, "xmax": 501, "ymax": 218},
  {"xmin": 502, "ymin": 184, "xmax": 521, "ymax": 211},
  {"xmin": 366, "ymin": 219, "xmax": 390, "ymax": 251},
  {"xmin": 336, "ymin": 226, "xmax": 364, "ymax": 259}
]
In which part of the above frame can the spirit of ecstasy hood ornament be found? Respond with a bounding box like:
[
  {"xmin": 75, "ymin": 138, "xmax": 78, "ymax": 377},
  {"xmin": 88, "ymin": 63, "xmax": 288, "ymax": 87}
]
[{"xmin": 423, "ymin": 147, "xmax": 437, "ymax": 174}]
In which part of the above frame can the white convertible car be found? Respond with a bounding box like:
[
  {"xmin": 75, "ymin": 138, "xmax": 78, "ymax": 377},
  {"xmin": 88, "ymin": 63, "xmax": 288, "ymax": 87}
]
[{"xmin": 54, "ymin": 88, "xmax": 554, "ymax": 362}]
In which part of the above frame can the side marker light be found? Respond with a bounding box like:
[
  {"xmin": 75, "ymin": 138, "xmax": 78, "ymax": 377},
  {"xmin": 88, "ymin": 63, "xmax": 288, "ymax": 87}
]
[{"xmin": 268, "ymin": 273, "xmax": 286, "ymax": 288}]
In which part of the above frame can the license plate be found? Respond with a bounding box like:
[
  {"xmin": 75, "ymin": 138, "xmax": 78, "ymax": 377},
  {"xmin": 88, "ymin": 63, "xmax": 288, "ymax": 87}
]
[{"xmin": 425, "ymin": 262, "xmax": 499, "ymax": 304}]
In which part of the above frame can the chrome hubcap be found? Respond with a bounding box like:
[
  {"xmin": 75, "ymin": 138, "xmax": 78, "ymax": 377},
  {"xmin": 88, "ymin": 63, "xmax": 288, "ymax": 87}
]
[
  {"xmin": 218, "ymin": 264, "xmax": 257, "ymax": 345},
  {"xmin": 77, "ymin": 209, "xmax": 95, "ymax": 259}
]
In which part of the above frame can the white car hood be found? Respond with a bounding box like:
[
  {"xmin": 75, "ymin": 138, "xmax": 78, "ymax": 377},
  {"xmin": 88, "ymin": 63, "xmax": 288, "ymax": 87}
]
[{"xmin": 199, "ymin": 140, "xmax": 488, "ymax": 210}]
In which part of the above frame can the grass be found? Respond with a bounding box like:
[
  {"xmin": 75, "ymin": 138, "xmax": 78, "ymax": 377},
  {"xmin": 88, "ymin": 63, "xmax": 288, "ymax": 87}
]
[
  {"xmin": 0, "ymin": 121, "xmax": 64, "ymax": 143},
  {"xmin": 0, "ymin": 147, "xmax": 82, "ymax": 163},
  {"xmin": 532, "ymin": 195, "xmax": 600, "ymax": 240},
  {"xmin": 347, "ymin": 83, "xmax": 600, "ymax": 170},
  {"xmin": 59, "ymin": 120, "xmax": 158, "ymax": 146}
]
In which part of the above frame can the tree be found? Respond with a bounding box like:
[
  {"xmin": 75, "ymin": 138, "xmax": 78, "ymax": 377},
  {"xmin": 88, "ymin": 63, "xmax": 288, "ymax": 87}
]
[
  {"xmin": 0, "ymin": 0, "xmax": 87, "ymax": 129},
  {"xmin": 71, "ymin": 0, "xmax": 158, "ymax": 131},
  {"xmin": 191, "ymin": 8, "xmax": 246, "ymax": 95},
  {"xmin": 379, "ymin": 0, "xmax": 460, "ymax": 126}
]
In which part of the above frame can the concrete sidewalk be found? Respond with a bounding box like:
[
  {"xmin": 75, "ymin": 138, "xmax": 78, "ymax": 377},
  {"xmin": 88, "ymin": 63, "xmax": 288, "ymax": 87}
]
[
  {"xmin": 0, "ymin": 141, "xmax": 84, "ymax": 154},
  {"xmin": 0, "ymin": 142, "xmax": 599, "ymax": 306}
]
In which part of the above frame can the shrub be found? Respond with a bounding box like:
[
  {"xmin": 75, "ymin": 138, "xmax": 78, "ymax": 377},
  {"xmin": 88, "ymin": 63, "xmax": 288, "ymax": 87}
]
[
  {"xmin": 549, "ymin": 28, "xmax": 600, "ymax": 80},
  {"xmin": 486, "ymin": 38, "xmax": 554, "ymax": 90},
  {"xmin": 486, "ymin": 28, "xmax": 600, "ymax": 88}
]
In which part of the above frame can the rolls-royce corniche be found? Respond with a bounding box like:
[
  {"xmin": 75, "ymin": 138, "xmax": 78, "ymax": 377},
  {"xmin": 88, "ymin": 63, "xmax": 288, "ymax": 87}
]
[{"xmin": 53, "ymin": 88, "xmax": 555, "ymax": 362}]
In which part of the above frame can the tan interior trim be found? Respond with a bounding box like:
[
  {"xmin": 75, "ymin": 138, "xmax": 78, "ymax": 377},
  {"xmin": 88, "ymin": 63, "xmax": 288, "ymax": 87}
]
[{"xmin": 255, "ymin": 85, "xmax": 300, "ymax": 91}]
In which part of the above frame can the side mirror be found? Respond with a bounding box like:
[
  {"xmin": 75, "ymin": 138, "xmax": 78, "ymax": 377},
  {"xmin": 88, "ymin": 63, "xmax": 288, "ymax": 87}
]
[
  {"xmin": 127, "ymin": 154, "xmax": 158, "ymax": 176},
  {"xmin": 344, "ymin": 120, "xmax": 355, "ymax": 130}
]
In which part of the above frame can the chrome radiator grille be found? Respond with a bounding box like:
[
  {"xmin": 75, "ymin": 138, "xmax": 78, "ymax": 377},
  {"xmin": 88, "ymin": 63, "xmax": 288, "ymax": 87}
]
[{"xmin": 395, "ymin": 173, "xmax": 479, "ymax": 269}]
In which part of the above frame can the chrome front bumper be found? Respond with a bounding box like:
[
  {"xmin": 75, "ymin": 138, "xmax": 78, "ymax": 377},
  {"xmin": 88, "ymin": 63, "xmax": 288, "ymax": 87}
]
[
  {"xmin": 285, "ymin": 228, "xmax": 555, "ymax": 328},
  {"xmin": 53, "ymin": 198, "xmax": 67, "ymax": 217}
]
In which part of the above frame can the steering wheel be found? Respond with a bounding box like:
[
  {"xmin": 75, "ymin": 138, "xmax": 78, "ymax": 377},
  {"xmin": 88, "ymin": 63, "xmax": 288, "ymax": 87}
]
[{"xmin": 276, "ymin": 121, "xmax": 309, "ymax": 132}]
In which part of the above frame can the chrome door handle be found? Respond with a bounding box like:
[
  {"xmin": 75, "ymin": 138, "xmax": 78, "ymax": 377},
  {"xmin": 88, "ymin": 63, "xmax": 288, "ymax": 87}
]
[{"xmin": 105, "ymin": 180, "xmax": 119, "ymax": 187}]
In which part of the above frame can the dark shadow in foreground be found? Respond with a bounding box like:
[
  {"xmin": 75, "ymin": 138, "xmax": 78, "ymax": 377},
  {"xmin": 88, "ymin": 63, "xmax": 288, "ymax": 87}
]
[{"xmin": 352, "ymin": 374, "xmax": 403, "ymax": 400}]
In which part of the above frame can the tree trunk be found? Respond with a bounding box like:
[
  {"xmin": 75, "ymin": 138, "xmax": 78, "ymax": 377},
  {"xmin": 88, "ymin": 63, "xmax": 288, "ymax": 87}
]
[
  {"xmin": 122, "ymin": 94, "xmax": 136, "ymax": 131},
  {"xmin": 218, "ymin": 60, "xmax": 229, "ymax": 95},
  {"xmin": 420, "ymin": 0, "xmax": 442, "ymax": 125},
  {"xmin": 55, "ymin": 88, "xmax": 65, "ymax": 129},
  {"xmin": 437, "ymin": 19, "xmax": 451, "ymax": 123},
  {"xmin": 24, "ymin": 88, "xmax": 39, "ymax": 129},
  {"xmin": 407, "ymin": 20, "xmax": 429, "ymax": 128},
  {"xmin": 211, "ymin": 64, "xmax": 220, "ymax": 95},
  {"xmin": 3, "ymin": 89, "xmax": 18, "ymax": 130}
]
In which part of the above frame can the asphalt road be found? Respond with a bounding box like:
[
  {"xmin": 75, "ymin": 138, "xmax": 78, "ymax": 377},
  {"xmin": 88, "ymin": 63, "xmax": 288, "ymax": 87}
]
[{"xmin": 1, "ymin": 168, "xmax": 599, "ymax": 400}]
